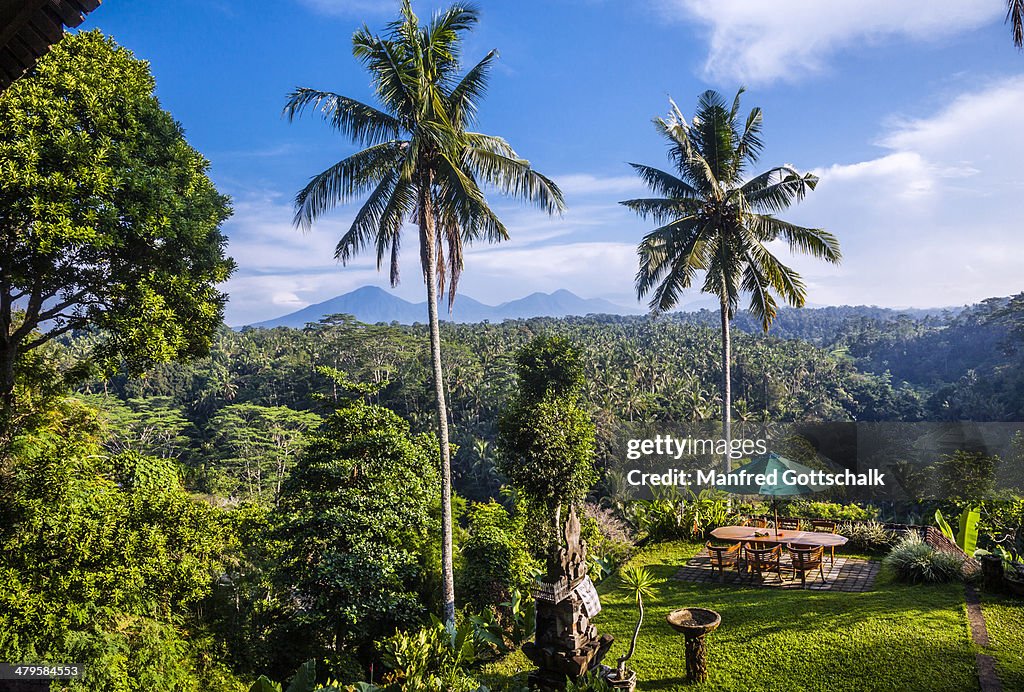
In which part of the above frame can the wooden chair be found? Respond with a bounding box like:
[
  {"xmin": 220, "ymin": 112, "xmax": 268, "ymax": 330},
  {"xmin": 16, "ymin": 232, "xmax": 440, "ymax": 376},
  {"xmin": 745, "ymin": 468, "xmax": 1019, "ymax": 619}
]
[
  {"xmin": 810, "ymin": 520, "xmax": 838, "ymax": 564},
  {"xmin": 745, "ymin": 517, "xmax": 768, "ymax": 528},
  {"xmin": 744, "ymin": 543, "xmax": 784, "ymax": 583},
  {"xmin": 788, "ymin": 544, "xmax": 826, "ymax": 587},
  {"xmin": 777, "ymin": 517, "xmax": 800, "ymax": 531},
  {"xmin": 706, "ymin": 541, "xmax": 744, "ymax": 582}
]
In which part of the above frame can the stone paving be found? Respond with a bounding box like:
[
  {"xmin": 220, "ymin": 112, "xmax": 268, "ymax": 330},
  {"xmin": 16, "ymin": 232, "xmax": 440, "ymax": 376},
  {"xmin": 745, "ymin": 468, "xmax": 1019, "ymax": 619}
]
[
  {"xmin": 674, "ymin": 548, "xmax": 879, "ymax": 592},
  {"xmin": 965, "ymin": 585, "xmax": 1003, "ymax": 692}
]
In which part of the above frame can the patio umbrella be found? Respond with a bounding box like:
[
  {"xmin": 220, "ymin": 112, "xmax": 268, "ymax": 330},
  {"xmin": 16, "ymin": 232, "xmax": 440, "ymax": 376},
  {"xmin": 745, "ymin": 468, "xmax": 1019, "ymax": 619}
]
[{"xmin": 714, "ymin": 452, "xmax": 827, "ymax": 537}]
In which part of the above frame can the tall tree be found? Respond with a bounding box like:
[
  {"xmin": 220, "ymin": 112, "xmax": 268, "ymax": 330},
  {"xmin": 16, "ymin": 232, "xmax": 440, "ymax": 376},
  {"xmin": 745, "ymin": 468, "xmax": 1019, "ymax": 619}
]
[
  {"xmin": 275, "ymin": 392, "xmax": 441, "ymax": 663},
  {"xmin": 623, "ymin": 89, "xmax": 840, "ymax": 470},
  {"xmin": 283, "ymin": 1, "xmax": 564, "ymax": 623},
  {"xmin": 0, "ymin": 31, "xmax": 234, "ymax": 430},
  {"xmin": 497, "ymin": 335, "xmax": 597, "ymax": 556}
]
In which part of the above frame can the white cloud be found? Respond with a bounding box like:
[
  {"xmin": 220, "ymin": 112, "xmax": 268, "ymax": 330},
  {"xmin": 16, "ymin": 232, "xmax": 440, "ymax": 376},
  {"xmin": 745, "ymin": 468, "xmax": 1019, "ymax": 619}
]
[
  {"xmin": 552, "ymin": 173, "xmax": 645, "ymax": 197},
  {"xmin": 660, "ymin": 0, "xmax": 1003, "ymax": 84},
  {"xmin": 782, "ymin": 76, "xmax": 1024, "ymax": 308}
]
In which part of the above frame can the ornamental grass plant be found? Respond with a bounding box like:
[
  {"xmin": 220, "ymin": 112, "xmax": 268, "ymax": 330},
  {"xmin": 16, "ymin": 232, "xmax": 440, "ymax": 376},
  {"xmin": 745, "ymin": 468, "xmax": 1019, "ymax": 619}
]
[{"xmin": 882, "ymin": 533, "xmax": 965, "ymax": 584}]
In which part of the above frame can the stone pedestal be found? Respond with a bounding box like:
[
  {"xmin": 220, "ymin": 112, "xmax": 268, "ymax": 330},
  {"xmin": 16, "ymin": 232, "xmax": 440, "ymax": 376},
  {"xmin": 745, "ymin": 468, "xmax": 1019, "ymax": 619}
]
[
  {"xmin": 666, "ymin": 607, "xmax": 721, "ymax": 685},
  {"xmin": 979, "ymin": 554, "xmax": 1004, "ymax": 591},
  {"xmin": 684, "ymin": 634, "xmax": 710, "ymax": 682},
  {"xmin": 523, "ymin": 508, "xmax": 614, "ymax": 690}
]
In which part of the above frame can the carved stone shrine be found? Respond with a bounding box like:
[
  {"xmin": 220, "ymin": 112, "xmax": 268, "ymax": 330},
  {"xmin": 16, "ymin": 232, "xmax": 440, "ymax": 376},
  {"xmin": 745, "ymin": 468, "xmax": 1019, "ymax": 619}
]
[{"xmin": 523, "ymin": 508, "xmax": 614, "ymax": 690}]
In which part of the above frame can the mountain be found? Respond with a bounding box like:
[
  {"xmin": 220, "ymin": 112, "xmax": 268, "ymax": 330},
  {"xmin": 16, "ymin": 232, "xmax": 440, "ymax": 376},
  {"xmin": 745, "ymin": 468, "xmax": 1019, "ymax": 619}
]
[
  {"xmin": 247, "ymin": 286, "xmax": 643, "ymax": 328},
  {"xmin": 494, "ymin": 289, "xmax": 639, "ymax": 320}
]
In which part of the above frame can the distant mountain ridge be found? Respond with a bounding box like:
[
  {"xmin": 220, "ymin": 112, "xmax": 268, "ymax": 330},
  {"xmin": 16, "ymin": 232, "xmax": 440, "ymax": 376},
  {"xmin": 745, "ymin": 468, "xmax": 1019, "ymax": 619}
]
[{"xmin": 247, "ymin": 286, "xmax": 643, "ymax": 328}]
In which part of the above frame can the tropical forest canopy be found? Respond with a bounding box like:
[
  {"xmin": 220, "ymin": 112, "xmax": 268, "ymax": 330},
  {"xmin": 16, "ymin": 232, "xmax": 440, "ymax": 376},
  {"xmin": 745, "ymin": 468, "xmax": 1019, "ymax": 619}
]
[{"xmin": 66, "ymin": 295, "xmax": 1024, "ymax": 505}]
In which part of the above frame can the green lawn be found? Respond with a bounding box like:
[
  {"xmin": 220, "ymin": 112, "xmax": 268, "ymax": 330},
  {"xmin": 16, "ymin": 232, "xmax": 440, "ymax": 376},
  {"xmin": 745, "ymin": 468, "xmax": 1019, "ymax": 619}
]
[
  {"xmin": 982, "ymin": 595, "xmax": 1024, "ymax": 690},
  {"xmin": 481, "ymin": 541, "xmax": 980, "ymax": 692}
]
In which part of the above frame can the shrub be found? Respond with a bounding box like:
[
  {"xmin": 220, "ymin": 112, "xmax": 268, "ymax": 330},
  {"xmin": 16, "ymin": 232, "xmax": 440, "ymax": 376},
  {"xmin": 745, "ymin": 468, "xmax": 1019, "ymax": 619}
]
[
  {"xmin": 458, "ymin": 502, "xmax": 535, "ymax": 612},
  {"xmin": 565, "ymin": 671, "xmax": 612, "ymax": 691},
  {"xmin": 0, "ymin": 398, "xmax": 245, "ymax": 691},
  {"xmin": 497, "ymin": 336, "xmax": 598, "ymax": 544},
  {"xmin": 977, "ymin": 496, "xmax": 1024, "ymax": 550},
  {"xmin": 883, "ymin": 533, "xmax": 965, "ymax": 584},
  {"xmin": 839, "ymin": 521, "xmax": 898, "ymax": 553},
  {"xmin": 274, "ymin": 400, "xmax": 441, "ymax": 656},
  {"xmin": 786, "ymin": 500, "xmax": 880, "ymax": 522},
  {"xmin": 374, "ymin": 620, "xmax": 481, "ymax": 692},
  {"xmin": 468, "ymin": 588, "xmax": 536, "ymax": 656},
  {"xmin": 628, "ymin": 487, "xmax": 733, "ymax": 542},
  {"xmin": 580, "ymin": 504, "xmax": 634, "ymax": 581}
]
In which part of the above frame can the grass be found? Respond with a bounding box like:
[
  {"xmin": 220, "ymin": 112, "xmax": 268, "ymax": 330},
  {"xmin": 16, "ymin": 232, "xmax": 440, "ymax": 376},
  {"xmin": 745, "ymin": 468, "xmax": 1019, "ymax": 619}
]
[
  {"xmin": 480, "ymin": 541, "xmax": 980, "ymax": 691},
  {"xmin": 982, "ymin": 594, "xmax": 1024, "ymax": 690}
]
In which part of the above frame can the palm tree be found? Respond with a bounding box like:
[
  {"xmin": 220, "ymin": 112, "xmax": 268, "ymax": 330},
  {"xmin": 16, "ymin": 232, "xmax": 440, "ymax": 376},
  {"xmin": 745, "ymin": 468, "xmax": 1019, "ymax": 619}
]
[
  {"xmin": 284, "ymin": 1, "xmax": 564, "ymax": 624},
  {"xmin": 1009, "ymin": 0, "xmax": 1024, "ymax": 48},
  {"xmin": 622, "ymin": 89, "xmax": 840, "ymax": 471}
]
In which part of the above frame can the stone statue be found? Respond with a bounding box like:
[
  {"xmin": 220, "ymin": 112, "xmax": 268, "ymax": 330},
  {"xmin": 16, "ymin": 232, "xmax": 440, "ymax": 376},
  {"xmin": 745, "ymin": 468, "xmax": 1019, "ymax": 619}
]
[{"xmin": 523, "ymin": 507, "xmax": 614, "ymax": 690}]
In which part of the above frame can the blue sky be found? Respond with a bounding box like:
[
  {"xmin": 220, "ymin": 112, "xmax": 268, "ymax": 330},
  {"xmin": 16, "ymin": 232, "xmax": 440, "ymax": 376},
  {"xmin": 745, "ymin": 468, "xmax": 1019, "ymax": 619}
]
[{"xmin": 86, "ymin": 0, "xmax": 1024, "ymax": 325}]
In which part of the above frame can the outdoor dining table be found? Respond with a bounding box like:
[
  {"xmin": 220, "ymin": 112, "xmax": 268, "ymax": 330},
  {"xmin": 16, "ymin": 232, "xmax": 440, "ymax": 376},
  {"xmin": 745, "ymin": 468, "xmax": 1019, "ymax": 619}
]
[{"xmin": 709, "ymin": 525, "xmax": 849, "ymax": 549}]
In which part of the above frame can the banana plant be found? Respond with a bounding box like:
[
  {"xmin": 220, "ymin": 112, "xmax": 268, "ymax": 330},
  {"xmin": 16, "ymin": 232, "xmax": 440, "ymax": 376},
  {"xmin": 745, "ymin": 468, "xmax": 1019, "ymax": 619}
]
[
  {"xmin": 469, "ymin": 588, "xmax": 536, "ymax": 654},
  {"xmin": 935, "ymin": 507, "xmax": 980, "ymax": 554}
]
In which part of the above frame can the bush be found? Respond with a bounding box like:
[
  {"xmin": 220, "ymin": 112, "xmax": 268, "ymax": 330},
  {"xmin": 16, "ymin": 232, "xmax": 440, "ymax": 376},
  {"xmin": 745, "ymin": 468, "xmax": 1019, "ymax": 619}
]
[
  {"xmin": 786, "ymin": 500, "xmax": 880, "ymax": 522},
  {"xmin": 468, "ymin": 588, "xmax": 536, "ymax": 656},
  {"xmin": 497, "ymin": 336, "xmax": 598, "ymax": 540},
  {"xmin": 839, "ymin": 521, "xmax": 899, "ymax": 553},
  {"xmin": 565, "ymin": 671, "xmax": 612, "ymax": 691},
  {"xmin": 628, "ymin": 487, "xmax": 733, "ymax": 542},
  {"xmin": 0, "ymin": 398, "xmax": 245, "ymax": 691},
  {"xmin": 374, "ymin": 620, "xmax": 481, "ymax": 692},
  {"xmin": 458, "ymin": 502, "xmax": 535, "ymax": 612},
  {"xmin": 883, "ymin": 533, "xmax": 965, "ymax": 584},
  {"xmin": 274, "ymin": 400, "xmax": 441, "ymax": 657},
  {"xmin": 580, "ymin": 504, "xmax": 634, "ymax": 581},
  {"xmin": 977, "ymin": 496, "xmax": 1024, "ymax": 550}
]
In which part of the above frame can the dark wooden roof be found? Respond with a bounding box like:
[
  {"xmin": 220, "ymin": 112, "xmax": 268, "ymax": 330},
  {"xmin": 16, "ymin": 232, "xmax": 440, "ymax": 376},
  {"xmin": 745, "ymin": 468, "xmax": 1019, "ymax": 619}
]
[{"xmin": 0, "ymin": 0, "xmax": 100, "ymax": 92}]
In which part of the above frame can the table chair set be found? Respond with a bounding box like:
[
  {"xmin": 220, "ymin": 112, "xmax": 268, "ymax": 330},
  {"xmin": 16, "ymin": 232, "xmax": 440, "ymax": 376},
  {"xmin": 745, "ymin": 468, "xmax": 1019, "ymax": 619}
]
[
  {"xmin": 705, "ymin": 540, "xmax": 827, "ymax": 586},
  {"xmin": 704, "ymin": 518, "xmax": 843, "ymax": 587}
]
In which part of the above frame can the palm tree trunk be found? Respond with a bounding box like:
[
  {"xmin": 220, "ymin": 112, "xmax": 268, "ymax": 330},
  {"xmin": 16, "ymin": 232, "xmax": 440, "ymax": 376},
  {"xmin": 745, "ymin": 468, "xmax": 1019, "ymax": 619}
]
[
  {"xmin": 0, "ymin": 342, "xmax": 16, "ymax": 446},
  {"xmin": 0, "ymin": 273, "xmax": 16, "ymax": 440},
  {"xmin": 719, "ymin": 298, "xmax": 732, "ymax": 473},
  {"xmin": 419, "ymin": 177, "xmax": 457, "ymax": 626}
]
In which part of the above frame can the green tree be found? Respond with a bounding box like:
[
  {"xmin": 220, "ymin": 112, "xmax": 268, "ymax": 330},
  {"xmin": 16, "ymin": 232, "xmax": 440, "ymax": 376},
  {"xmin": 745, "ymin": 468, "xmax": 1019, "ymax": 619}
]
[
  {"xmin": 207, "ymin": 403, "xmax": 322, "ymax": 504},
  {"xmin": 458, "ymin": 500, "xmax": 535, "ymax": 611},
  {"xmin": 0, "ymin": 398, "xmax": 242, "ymax": 691},
  {"xmin": 623, "ymin": 89, "xmax": 840, "ymax": 470},
  {"xmin": 282, "ymin": 1, "xmax": 564, "ymax": 624},
  {"xmin": 84, "ymin": 394, "xmax": 194, "ymax": 459},
  {"xmin": 932, "ymin": 450, "xmax": 999, "ymax": 506},
  {"xmin": 0, "ymin": 31, "xmax": 233, "ymax": 425},
  {"xmin": 274, "ymin": 397, "xmax": 441, "ymax": 661},
  {"xmin": 497, "ymin": 336, "xmax": 597, "ymax": 546}
]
